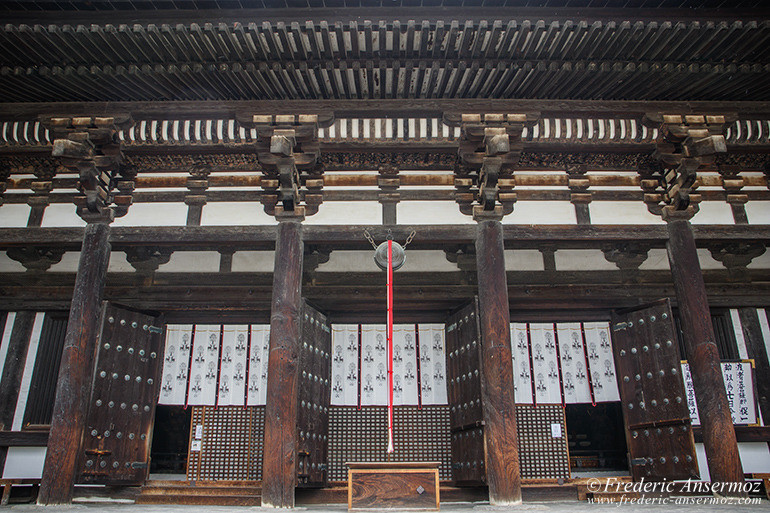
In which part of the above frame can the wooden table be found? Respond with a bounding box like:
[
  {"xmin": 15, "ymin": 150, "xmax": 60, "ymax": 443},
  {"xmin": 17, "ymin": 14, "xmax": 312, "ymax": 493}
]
[{"xmin": 347, "ymin": 462, "xmax": 440, "ymax": 510}]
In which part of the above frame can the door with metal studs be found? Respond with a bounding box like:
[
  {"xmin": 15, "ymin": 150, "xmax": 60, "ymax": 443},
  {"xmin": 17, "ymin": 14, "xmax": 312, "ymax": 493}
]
[
  {"xmin": 79, "ymin": 302, "xmax": 165, "ymax": 485},
  {"xmin": 445, "ymin": 298, "xmax": 486, "ymax": 485},
  {"xmin": 610, "ymin": 299, "xmax": 699, "ymax": 482}
]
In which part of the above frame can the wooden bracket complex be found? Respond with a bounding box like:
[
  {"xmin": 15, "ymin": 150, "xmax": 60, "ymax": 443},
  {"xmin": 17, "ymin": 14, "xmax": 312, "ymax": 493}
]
[
  {"xmin": 238, "ymin": 113, "xmax": 333, "ymax": 220},
  {"xmin": 644, "ymin": 113, "xmax": 736, "ymax": 220},
  {"xmin": 449, "ymin": 113, "xmax": 539, "ymax": 221},
  {"xmin": 41, "ymin": 115, "xmax": 135, "ymax": 224}
]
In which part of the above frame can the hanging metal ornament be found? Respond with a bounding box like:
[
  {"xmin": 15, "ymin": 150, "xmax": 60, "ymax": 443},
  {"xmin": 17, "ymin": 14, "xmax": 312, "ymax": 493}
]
[{"xmin": 374, "ymin": 240, "xmax": 405, "ymax": 271}]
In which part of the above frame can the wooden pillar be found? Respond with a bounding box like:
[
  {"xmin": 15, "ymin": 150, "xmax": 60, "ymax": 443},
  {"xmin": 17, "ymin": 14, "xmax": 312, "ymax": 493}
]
[
  {"xmin": 665, "ymin": 217, "xmax": 744, "ymax": 489},
  {"xmin": 262, "ymin": 220, "xmax": 303, "ymax": 508},
  {"xmin": 0, "ymin": 312, "xmax": 37, "ymax": 471},
  {"xmin": 474, "ymin": 219, "xmax": 522, "ymax": 505},
  {"xmin": 38, "ymin": 222, "xmax": 111, "ymax": 505}
]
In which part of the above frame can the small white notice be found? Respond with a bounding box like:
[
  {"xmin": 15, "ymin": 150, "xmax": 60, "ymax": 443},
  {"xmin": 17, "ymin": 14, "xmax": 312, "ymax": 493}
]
[
  {"xmin": 195, "ymin": 424, "xmax": 203, "ymax": 439},
  {"xmin": 551, "ymin": 423, "xmax": 562, "ymax": 438},
  {"xmin": 190, "ymin": 440, "xmax": 202, "ymax": 452}
]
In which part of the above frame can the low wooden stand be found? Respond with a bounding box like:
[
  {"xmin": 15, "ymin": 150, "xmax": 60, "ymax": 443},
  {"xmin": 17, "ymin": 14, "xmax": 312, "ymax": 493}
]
[{"xmin": 347, "ymin": 462, "xmax": 440, "ymax": 510}]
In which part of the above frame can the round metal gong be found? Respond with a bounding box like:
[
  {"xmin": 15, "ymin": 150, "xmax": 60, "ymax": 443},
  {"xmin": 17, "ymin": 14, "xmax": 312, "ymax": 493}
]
[{"xmin": 374, "ymin": 241, "xmax": 406, "ymax": 271}]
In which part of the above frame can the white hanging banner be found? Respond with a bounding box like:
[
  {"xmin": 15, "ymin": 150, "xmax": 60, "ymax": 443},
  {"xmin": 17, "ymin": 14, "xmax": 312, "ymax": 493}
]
[
  {"xmin": 187, "ymin": 325, "xmax": 220, "ymax": 406},
  {"xmin": 331, "ymin": 325, "xmax": 359, "ymax": 406},
  {"xmin": 583, "ymin": 322, "xmax": 620, "ymax": 402},
  {"xmin": 159, "ymin": 324, "xmax": 193, "ymax": 405},
  {"xmin": 510, "ymin": 323, "xmax": 533, "ymax": 405},
  {"xmin": 556, "ymin": 323, "xmax": 592, "ymax": 404},
  {"xmin": 246, "ymin": 325, "xmax": 270, "ymax": 406},
  {"xmin": 529, "ymin": 323, "xmax": 562, "ymax": 404},
  {"xmin": 418, "ymin": 324, "xmax": 448, "ymax": 405},
  {"xmin": 361, "ymin": 324, "xmax": 388, "ymax": 405},
  {"xmin": 217, "ymin": 325, "xmax": 248, "ymax": 406},
  {"xmin": 682, "ymin": 360, "xmax": 757, "ymax": 426},
  {"xmin": 393, "ymin": 325, "xmax": 418, "ymax": 405}
]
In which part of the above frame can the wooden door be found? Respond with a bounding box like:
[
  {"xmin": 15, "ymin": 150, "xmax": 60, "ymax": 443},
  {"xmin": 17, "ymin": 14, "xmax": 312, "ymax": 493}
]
[
  {"xmin": 79, "ymin": 302, "xmax": 165, "ymax": 485},
  {"xmin": 296, "ymin": 301, "xmax": 331, "ymax": 488},
  {"xmin": 611, "ymin": 299, "xmax": 699, "ymax": 481},
  {"xmin": 445, "ymin": 299, "xmax": 485, "ymax": 484}
]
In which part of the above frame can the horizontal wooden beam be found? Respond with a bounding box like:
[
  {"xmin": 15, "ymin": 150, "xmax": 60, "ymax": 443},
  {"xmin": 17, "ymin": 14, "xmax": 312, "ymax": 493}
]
[
  {"xmin": 693, "ymin": 426, "xmax": 770, "ymax": 444},
  {"xmin": 1, "ymin": 225, "xmax": 770, "ymax": 251},
  {"xmin": 0, "ymin": 430, "xmax": 49, "ymax": 447},
  {"xmin": 2, "ymin": 99, "xmax": 770, "ymax": 122}
]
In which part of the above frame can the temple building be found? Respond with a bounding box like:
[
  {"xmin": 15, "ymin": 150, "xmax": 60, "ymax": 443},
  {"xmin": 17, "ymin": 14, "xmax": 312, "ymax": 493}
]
[{"xmin": 0, "ymin": 0, "xmax": 769, "ymax": 507}]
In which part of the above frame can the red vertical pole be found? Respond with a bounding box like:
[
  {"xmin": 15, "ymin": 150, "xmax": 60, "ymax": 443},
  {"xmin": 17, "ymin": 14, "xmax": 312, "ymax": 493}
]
[{"xmin": 387, "ymin": 239, "xmax": 394, "ymax": 454}]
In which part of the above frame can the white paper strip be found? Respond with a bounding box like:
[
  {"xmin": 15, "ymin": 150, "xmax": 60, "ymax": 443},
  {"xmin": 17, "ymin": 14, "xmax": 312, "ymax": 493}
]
[
  {"xmin": 159, "ymin": 324, "xmax": 194, "ymax": 405},
  {"xmin": 529, "ymin": 323, "xmax": 562, "ymax": 404},
  {"xmin": 393, "ymin": 325, "xmax": 418, "ymax": 405},
  {"xmin": 556, "ymin": 323, "xmax": 592, "ymax": 404},
  {"xmin": 187, "ymin": 325, "xmax": 220, "ymax": 406},
  {"xmin": 510, "ymin": 323, "xmax": 533, "ymax": 404},
  {"xmin": 331, "ymin": 325, "xmax": 359, "ymax": 406},
  {"xmin": 730, "ymin": 309, "xmax": 749, "ymax": 359},
  {"xmin": 361, "ymin": 324, "xmax": 387, "ymax": 405},
  {"xmin": 246, "ymin": 325, "xmax": 270, "ymax": 406},
  {"xmin": 13, "ymin": 313, "xmax": 45, "ymax": 431},
  {"xmin": 418, "ymin": 324, "xmax": 448, "ymax": 405},
  {"xmin": 217, "ymin": 325, "xmax": 249, "ymax": 406},
  {"xmin": 583, "ymin": 321, "xmax": 620, "ymax": 402},
  {"xmin": 682, "ymin": 361, "xmax": 757, "ymax": 426}
]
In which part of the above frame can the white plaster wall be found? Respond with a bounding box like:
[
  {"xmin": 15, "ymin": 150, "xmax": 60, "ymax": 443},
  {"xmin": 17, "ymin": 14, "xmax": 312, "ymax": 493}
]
[
  {"xmin": 107, "ymin": 252, "xmax": 136, "ymax": 273},
  {"xmin": 638, "ymin": 248, "xmax": 670, "ymax": 271},
  {"xmin": 157, "ymin": 251, "xmax": 220, "ymax": 273},
  {"xmin": 397, "ymin": 202, "xmax": 474, "ymax": 225},
  {"xmin": 306, "ymin": 201, "xmax": 380, "ymax": 225},
  {"xmin": 504, "ymin": 250, "xmax": 544, "ymax": 271},
  {"xmin": 201, "ymin": 202, "xmax": 277, "ymax": 226},
  {"xmin": 0, "ymin": 252, "xmax": 26, "ymax": 272},
  {"xmin": 0, "ymin": 204, "xmax": 31, "ymax": 227},
  {"xmin": 400, "ymin": 250, "xmax": 458, "ymax": 272},
  {"xmin": 2, "ymin": 447, "xmax": 46, "ymax": 478},
  {"xmin": 231, "ymin": 251, "xmax": 275, "ymax": 272},
  {"xmin": 40, "ymin": 203, "xmax": 86, "ymax": 227},
  {"xmin": 48, "ymin": 251, "xmax": 81, "ymax": 273},
  {"xmin": 748, "ymin": 250, "xmax": 770, "ymax": 269},
  {"xmin": 317, "ymin": 251, "xmax": 380, "ymax": 273},
  {"xmin": 696, "ymin": 248, "xmax": 724, "ymax": 270},
  {"xmin": 589, "ymin": 202, "xmax": 664, "ymax": 225},
  {"xmin": 554, "ymin": 250, "xmax": 617, "ymax": 271},
  {"xmin": 695, "ymin": 442, "xmax": 770, "ymax": 480},
  {"xmin": 503, "ymin": 201, "xmax": 576, "ymax": 225},
  {"xmin": 112, "ymin": 202, "xmax": 187, "ymax": 227},
  {"xmin": 745, "ymin": 201, "xmax": 770, "ymax": 224},
  {"xmin": 690, "ymin": 202, "xmax": 734, "ymax": 225}
]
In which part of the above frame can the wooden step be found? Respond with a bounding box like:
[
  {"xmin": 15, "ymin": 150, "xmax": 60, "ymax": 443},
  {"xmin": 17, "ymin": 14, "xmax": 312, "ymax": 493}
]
[
  {"xmin": 140, "ymin": 485, "xmax": 259, "ymax": 496},
  {"xmin": 136, "ymin": 494, "xmax": 261, "ymax": 506}
]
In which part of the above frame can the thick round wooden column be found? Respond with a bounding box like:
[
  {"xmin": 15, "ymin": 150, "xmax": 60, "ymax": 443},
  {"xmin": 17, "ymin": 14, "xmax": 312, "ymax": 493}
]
[
  {"xmin": 475, "ymin": 219, "xmax": 522, "ymax": 505},
  {"xmin": 38, "ymin": 222, "xmax": 111, "ymax": 505},
  {"xmin": 262, "ymin": 220, "xmax": 304, "ymax": 508},
  {"xmin": 666, "ymin": 218, "xmax": 744, "ymax": 490}
]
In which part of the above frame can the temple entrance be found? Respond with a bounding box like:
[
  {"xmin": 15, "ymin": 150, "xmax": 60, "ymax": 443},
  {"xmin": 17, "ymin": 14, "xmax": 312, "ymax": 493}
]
[
  {"xmin": 565, "ymin": 403, "xmax": 628, "ymax": 475},
  {"xmin": 149, "ymin": 406, "xmax": 191, "ymax": 477}
]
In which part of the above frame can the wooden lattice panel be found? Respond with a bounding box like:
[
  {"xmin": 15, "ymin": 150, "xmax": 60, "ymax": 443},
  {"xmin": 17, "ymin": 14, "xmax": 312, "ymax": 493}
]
[
  {"xmin": 515, "ymin": 404, "xmax": 570, "ymax": 480},
  {"xmin": 328, "ymin": 406, "xmax": 452, "ymax": 482},
  {"xmin": 186, "ymin": 406, "xmax": 265, "ymax": 481}
]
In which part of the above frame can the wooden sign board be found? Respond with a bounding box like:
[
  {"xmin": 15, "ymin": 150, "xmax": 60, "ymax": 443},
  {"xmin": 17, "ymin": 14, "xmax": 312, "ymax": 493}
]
[{"xmin": 347, "ymin": 462, "xmax": 440, "ymax": 510}]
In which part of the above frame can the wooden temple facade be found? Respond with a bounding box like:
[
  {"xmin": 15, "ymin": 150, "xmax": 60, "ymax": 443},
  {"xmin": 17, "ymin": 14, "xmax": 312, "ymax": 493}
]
[{"xmin": 0, "ymin": 0, "xmax": 770, "ymax": 507}]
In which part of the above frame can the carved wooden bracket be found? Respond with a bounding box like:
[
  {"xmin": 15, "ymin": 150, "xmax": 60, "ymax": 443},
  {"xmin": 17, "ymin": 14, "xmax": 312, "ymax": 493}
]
[
  {"xmin": 644, "ymin": 113, "xmax": 736, "ymax": 220},
  {"xmin": 124, "ymin": 246, "xmax": 173, "ymax": 275},
  {"xmin": 450, "ymin": 112, "xmax": 539, "ymax": 221},
  {"xmin": 238, "ymin": 113, "xmax": 332, "ymax": 220},
  {"xmin": 708, "ymin": 242, "xmax": 766, "ymax": 281},
  {"xmin": 444, "ymin": 245, "xmax": 476, "ymax": 272},
  {"xmin": 6, "ymin": 246, "xmax": 65, "ymax": 273},
  {"xmin": 41, "ymin": 114, "xmax": 135, "ymax": 224}
]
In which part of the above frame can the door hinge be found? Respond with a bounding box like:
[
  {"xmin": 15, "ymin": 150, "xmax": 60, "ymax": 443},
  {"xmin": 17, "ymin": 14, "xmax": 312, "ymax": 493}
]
[{"xmin": 613, "ymin": 322, "xmax": 630, "ymax": 332}]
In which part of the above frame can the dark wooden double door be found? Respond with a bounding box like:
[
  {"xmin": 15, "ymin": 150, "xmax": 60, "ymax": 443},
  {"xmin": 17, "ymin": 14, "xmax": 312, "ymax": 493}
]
[{"xmin": 444, "ymin": 298, "xmax": 698, "ymax": 484}]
